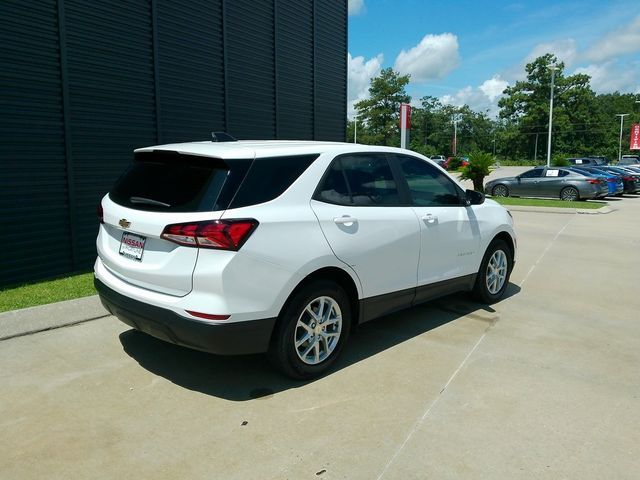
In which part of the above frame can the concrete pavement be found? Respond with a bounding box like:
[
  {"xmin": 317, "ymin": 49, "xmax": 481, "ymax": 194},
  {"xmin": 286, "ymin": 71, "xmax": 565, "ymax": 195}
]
[{"xmin": 1, "ymin": 189, "xmax": 639, "ymax": 479}]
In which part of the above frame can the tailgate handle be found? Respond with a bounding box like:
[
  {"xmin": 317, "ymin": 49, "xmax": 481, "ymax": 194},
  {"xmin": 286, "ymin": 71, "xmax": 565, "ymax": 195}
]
[{"xmin": 334, "ymin": 216, "xmax": 357, "ymax": 226}]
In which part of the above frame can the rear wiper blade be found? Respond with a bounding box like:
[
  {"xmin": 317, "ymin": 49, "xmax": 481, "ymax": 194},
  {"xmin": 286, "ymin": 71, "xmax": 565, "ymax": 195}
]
[{"xmin": 129, "ymin": 196, "xmax": 171, "ymax": 208}]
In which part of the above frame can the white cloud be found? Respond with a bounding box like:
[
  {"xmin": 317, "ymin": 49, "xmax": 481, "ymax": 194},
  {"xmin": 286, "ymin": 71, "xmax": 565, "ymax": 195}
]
[
  {"xmin": 501, "ymin": 38, "xmax": 579, "ymax": 83},
  {"xmin": 526, "ymin": 38, "xmax": 578, "ymax": 67},
  {"xmin": 479, "ymin": 75, "xmax": 509, "ymax": 101},
  {"xmin": 584, "ymin": 15, "xmax": 640, "ymax": 62},
  {"xmin": 347, "ymin": 52, "xmax": 383, "ymax": 118},
  {"xmin": 348, "ymin": 0, "xmax": 365, "ymax": 16},
  {"xmin": 393, "ymin": 33, "xmax": 460, "ymax": 82},
  {"xmin": 574, "ymin": 61, "xmax": 640, "ymax": 94},
  {"xmin": 441, "ymin": 75, "xmax": 509, "ymax": 117}
]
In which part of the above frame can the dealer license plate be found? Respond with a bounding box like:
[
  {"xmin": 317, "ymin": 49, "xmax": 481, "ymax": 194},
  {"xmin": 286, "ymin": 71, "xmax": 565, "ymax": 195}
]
[{"xmin": 119, "ymin": 232, "xmax": 146, "ymax": 261}]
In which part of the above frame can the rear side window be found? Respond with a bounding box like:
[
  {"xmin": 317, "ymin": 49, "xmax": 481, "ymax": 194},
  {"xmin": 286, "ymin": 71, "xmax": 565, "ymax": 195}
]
[
  {"xmin": 229, "ymin": 155, "xmax": 318, "ymax": 209},
  {"xmin": 520, "ymin": 169, "xmax": 544, "ymax": 178},
  {"xmin": 109, "ymin": 151, "xmax": 247, "ymax": 212},
  {"xmin": 315, "ymin": 154, "xmax": 401, "ymax": 206}
]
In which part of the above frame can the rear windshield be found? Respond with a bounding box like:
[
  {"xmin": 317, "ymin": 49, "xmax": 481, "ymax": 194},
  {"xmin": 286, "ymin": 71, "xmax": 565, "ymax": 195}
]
[{"xmin": 109, "ymin": 151, "xmax": 250, "ymax": 212}]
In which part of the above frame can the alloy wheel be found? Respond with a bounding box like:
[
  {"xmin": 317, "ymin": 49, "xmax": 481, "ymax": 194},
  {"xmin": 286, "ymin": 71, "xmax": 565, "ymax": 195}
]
[
  {"xmin": 493, "ymin": 185, "xmax": 508, "ymax": 197},
  {"xmin": 294, "ymin": 296, "xmax": 342, "ymax": 365},
  {"xmin": 486, "ymin": 249, "xmax": 508, "ymax": 295},
  {"xmin": 561, "ymin": 187, "xmax": 578, "ymax": 201}
]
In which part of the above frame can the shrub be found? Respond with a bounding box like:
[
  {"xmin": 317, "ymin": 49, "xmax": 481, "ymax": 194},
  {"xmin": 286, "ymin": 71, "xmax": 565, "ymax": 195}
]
[
  {"xmin": 460, "ymin": 151, "xmax": 494, "ymax": 192},
  {"xmin": 447, "ymin": 156, "xmax": 464, "ymax": 170},
  {"xmin": 551, "ymin": 155, "xmax": 569, "ymax": 166}
]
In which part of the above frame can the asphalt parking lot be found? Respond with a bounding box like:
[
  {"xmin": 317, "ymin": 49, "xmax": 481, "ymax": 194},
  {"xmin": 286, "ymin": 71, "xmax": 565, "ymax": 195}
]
[{"xmin": 2, "ymin": 182, "xmax": 639, "ymax": 479}]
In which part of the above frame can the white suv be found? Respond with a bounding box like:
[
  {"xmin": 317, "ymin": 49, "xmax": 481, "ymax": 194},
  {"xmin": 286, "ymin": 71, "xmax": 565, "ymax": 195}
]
[{"xmin": 95, "ymin": 141, "xmax": 516, "ymax": 378}]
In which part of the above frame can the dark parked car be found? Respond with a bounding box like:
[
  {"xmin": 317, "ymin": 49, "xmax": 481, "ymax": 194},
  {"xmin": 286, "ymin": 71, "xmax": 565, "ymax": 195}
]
[
  {"xmin": 581, "ymin": 166, "xmax": 639, "ymax": 194},
  {"xmin": 567, "ymin": 157, "xmax": 607, "ymax": 166},
  {"xmin": 485, "ymin": 166, "xmax": 605, "ymax": 201}
]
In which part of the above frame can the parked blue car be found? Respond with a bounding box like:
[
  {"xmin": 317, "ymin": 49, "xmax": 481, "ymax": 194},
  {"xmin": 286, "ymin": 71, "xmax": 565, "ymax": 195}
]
[
  {"xmin": 579, "ymin": 166, "xmax": 638, "ymax": 194},
  {"xmin": 568, "ymin": 166, "xmax": 623, "ymax": 197}
]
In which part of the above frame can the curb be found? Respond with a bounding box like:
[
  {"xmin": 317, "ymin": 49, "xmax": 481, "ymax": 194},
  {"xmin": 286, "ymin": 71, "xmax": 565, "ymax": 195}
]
[
  {"xmin": 0, "ymin": 295, "xmax": 110, "ymax": 341},
  {"xmin": 503, "ymin": 205, "xmax": 614, "ymax": 215}
]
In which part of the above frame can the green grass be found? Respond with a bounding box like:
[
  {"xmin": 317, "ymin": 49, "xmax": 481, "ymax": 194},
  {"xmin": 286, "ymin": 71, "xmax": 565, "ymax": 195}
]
[
  {"xmin": 492, "ymin": 197, "xmax": 606, "ymax": 209},
  {"xmin": 0, "ymin": 272, "xmax": 96, "ymax": 313}
]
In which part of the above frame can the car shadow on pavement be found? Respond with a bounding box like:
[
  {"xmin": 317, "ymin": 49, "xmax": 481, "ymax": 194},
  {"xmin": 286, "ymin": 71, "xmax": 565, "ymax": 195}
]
[{"xmin": 119, "ymin": 283, "xmax": 521, "ymax": 401}]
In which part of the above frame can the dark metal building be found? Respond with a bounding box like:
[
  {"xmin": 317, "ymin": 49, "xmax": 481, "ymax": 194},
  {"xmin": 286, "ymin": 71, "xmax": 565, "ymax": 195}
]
[{"xmin": 0, "ymin": 0, "xmax": 347, "ymax": 287}]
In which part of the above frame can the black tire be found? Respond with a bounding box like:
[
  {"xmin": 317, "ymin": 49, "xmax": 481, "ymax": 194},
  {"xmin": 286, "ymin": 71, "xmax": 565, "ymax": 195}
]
[
  {"xmin": 472, "ymin": 239, "xmax": 513, "ymax": 304},
  {"xmin": 268, "ymin": 280, "xmax": 351, "ymax": 380},
  {"xmin": 560, "ymin": 186, "xmax": 579, "ymax": 201},
  {"xmin": 492, "ymin": 184, "xmax": 509, "ymax": 197}
]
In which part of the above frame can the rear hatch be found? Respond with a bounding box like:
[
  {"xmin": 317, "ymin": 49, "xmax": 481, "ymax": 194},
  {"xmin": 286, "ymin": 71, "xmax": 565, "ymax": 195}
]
[{"xmin": 98, "ymin": 150, "xmax": 252, "ymax": 296}]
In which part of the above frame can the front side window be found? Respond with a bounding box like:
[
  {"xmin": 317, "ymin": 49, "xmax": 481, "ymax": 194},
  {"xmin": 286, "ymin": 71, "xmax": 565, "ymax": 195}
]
[
  {"xmin": 395, "ymin": 155, "xmax": 461, "ymax": 207},
  {"xmin": 315, "ymin": 154, "xmax": 401, "ymax": 206}
]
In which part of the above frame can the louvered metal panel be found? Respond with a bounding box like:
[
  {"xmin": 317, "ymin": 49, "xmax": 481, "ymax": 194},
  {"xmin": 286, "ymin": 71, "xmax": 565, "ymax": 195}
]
[
  {"xmin": 0, "ymin": 0, "xmax": 346, "ymax": 287},
  {"xmin": 0, "ymin": 1, "xmax": 72, "ymax": 286},
  {"xmin": 275, "ymin": 0, "xmax": 314, "ymax": 140},
  {"xmin": 314, "ymin": 0, "xmax": 347, "ymax": 141},
  {"xmin": 225, "ymin": 0, "xmax": 276, "ymax": 139},
  {"xmin": 64, "ymin": 0, "xmax": 157, "ymax": 269},
  {"xmin": 156, "ymin": 0, "xmax": 225, "ymax": 143}
]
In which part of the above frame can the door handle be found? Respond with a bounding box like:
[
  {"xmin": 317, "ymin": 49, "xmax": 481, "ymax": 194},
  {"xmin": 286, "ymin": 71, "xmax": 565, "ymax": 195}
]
[
  {"xmin": 422, "ymin": 213, "xmax": 437, "ymax": 224},
  {"xmin": 334, "ymin": 216, "xmax": 357, "ymax": 226}
]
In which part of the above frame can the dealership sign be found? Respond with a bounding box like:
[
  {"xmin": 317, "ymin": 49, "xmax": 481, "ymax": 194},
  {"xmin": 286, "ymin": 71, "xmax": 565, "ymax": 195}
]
[
  {"xmin": 399, "ymin": 103, "xmax": 411, "ymax": 149},
  {"xmin": 631, "ymin": 124, "xmax": 640, "ymax": 150}
]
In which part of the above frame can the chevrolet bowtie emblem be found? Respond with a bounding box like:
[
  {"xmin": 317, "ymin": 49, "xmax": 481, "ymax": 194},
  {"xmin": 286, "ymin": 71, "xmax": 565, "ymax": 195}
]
[{"xmin": 119, "ymin": 219, "xmax": 131, "ymax": 229}]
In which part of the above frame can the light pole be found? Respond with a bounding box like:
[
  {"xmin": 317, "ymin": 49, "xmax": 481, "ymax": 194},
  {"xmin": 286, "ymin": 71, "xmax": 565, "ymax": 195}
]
[
  {"xmin": 546, "ymin": 65, "xmax": 558, "ymax": 167},
  {"xmin": 616, "ymin": 113, "xmax": 629, "ymax": 162},
  {"xmin": 452, "ymin": 115, "xmax": 461, "ymax": 156},
  {"xmin": 353, "ymin": 114, "xmax": 358, "ymax": 143}
]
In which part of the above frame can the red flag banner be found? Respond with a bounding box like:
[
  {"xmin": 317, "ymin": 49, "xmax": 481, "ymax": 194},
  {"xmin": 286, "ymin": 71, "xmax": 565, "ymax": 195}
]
[
  {"xmin": 399, "ymin": 103, "xmax": 411, "ymax": 129},
  {"xmin": 631, "ymin": 123, "xmax": 640, "ymax": 150}
]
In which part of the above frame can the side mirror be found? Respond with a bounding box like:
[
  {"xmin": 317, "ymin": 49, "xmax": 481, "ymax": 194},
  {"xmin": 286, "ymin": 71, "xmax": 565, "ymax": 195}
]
[{"xmin": 465, "ymin": 189, "xmax": 485, "ymax": 206}]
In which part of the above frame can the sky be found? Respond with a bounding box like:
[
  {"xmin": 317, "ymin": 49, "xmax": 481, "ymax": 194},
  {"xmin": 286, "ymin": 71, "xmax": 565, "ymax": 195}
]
[{"xmin": 347, "ymin": 0, "xmax": 640, "ymax": 118}]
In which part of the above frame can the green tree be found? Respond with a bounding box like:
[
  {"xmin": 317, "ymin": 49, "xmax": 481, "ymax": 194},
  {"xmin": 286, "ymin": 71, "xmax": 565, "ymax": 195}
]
[
  {"xmin": 354, "ymin": 68, "xmax": 410, "ymax": 146},
  {"xmin": 498, "ymin": 54, "xmax": 601, "ymax": 160},
  {"xmin": 593, "ymin": 93, "xmax": 640, "ymax": 159},
  {"xmin": 409, "ymin": 97, "xmax": 498, "ymax": 157}
]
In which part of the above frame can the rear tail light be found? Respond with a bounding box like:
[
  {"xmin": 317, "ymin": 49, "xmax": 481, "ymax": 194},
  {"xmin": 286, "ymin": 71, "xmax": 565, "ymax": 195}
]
[
  {"xmin": 587, "ymin": 178, "xmax": 600, "ymax": 184},
  {"xmin": 97, "ymin": 203, "xmax": 104, "ymax": 223},
  {"xmin": 623, "ymin": 176, "xmax": 634, "ymax": 182},
  {"xmin": 161, "ymin": 219, "xmax": 258, "ymax": 250}
]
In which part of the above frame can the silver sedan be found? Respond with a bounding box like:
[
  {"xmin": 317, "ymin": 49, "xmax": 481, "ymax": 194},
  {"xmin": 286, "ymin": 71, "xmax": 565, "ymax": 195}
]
[{"xmin": 485, "ymin": 167, "xmax": 605, "ymax": 201}]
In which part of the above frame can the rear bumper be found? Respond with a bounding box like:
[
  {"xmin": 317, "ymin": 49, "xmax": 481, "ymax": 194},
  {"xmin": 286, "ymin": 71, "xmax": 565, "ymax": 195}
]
[{"xmin": 95, "ymin": 278, "xmax": 276, "ymax": 355}]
